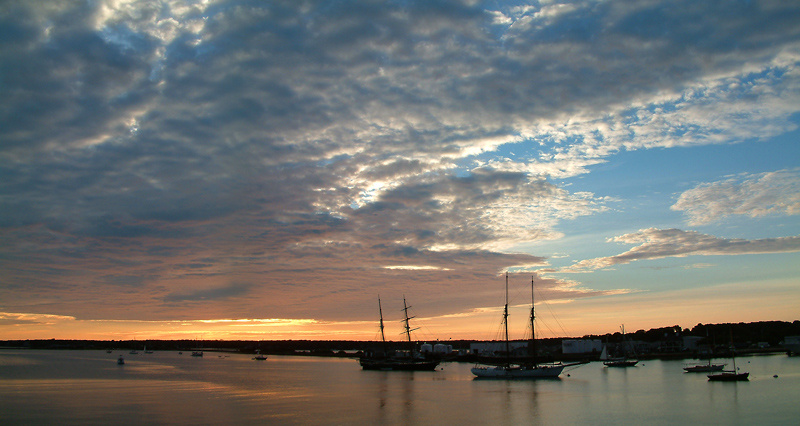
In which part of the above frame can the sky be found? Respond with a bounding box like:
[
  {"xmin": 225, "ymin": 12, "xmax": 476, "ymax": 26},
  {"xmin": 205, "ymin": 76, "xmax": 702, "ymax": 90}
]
[{"xmin": 1, "ymin": 0, "xmax": 799, "ymax": 343}]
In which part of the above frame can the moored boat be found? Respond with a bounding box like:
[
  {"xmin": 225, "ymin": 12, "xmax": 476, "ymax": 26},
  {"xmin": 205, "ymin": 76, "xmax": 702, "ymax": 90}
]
[
  {"xmin": 708, "ymin": 370, "xmax": 749, "ymax": 381},
  {"xmin": 600, "ymin": 325, "xmax": 638, "ymax": 367},
  {"xmin": 684, "ymin": 361, "xmax": 726, "ymax": 372},
  {"xmin": 358, "ymin": 297, "xmax": 441, "ymax": 371},
  {"xmin": 471, "ymin": 274, "xmax": 578, "ymax": 379},
  {"xmin": 708, "ymin": 330, "xmax": 748, "ymax": 381}
]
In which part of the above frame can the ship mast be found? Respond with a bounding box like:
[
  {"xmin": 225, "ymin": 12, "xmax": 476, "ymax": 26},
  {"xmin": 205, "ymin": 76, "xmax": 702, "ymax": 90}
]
[
  {"xmin": 503, "ymin": 272, "xmax": 510, "ymax": 361},
  {"xmin": 402, "ymin": 296, "xmax": 418, "ymax": 343},
  {"xmin": 378, "ymin": 296, "xmax": 386, "ymax": 352},
  {"xmin": 529, "ymin": 276, "xmax": 536, "ymax": 361}
]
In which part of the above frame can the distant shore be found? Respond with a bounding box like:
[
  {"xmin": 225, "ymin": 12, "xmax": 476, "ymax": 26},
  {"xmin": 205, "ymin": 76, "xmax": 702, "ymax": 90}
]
[
  {"xmin": 3, "ymin": 320, "xmax": 798, "ymax": 361},
  {"xmin": 0, "ymin": 341, "xmax": 792, "ymax": 364}
]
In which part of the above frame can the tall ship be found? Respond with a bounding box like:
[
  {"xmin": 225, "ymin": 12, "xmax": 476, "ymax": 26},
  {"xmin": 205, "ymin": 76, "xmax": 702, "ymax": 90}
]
[
  {"xmin": 471, "ymin": 274, "xmax": 580, "ymax": 378},
  {"xmin": 359, "ymin": 297, "xmax": 441, "ymax": 371}
]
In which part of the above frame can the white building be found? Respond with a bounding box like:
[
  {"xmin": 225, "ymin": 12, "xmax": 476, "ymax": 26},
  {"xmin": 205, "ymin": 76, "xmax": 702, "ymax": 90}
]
[
  {"xmin": 433, "ymin": 344, "xmax": 453, "ymax": 354},
  {"xmin": 561, "ymin": 339, "xmax": 603, "ymax": 354}
]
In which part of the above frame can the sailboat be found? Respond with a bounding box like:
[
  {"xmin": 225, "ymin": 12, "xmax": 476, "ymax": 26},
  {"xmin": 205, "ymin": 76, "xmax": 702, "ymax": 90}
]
[
  {"xmin": 253, "ymin": 350, "xmax": 267, "ymax": 361},
  {"xmin": 191, "ymin": 340, "xmax": 203, "ymax": 357},
  {"xmin": 683, "ymin": 359, "xmax": 725, "ymax": 373},
  {"xmin": 471, "ymin": 274, "xmax": 578, "ymax": 379},
  {"xmin": 600, "ymin": 325, "xmax": 638, "ymax": 367},
  {"xmin": 358, "ymin": 296, "xmax": 440, "ymax": 371},
  {"xmin": 708, "ymin": 331, "xmax": 749, "ymax": 381},
  {"xmin": 684, "ymin": 329, "xmax": 725, "ymax": 372}
]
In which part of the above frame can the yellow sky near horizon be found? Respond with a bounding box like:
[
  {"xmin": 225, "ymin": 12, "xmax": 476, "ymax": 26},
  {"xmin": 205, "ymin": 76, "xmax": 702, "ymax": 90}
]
[{"xmin": 3, "ymin": 277, "xmax": 797, "ymax": 342}]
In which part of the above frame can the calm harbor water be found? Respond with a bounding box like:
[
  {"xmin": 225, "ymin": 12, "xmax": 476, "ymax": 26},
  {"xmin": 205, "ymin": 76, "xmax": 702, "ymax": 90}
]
[{"xmin": 1, "ymin": 349, "xmax": 798, "ymax": 426}]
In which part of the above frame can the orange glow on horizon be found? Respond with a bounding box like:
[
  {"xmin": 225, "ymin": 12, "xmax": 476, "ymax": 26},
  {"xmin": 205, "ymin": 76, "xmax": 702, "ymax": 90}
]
[{"xmin": 2, "ymin": 277, "xmax": 797, "ymax": 342}]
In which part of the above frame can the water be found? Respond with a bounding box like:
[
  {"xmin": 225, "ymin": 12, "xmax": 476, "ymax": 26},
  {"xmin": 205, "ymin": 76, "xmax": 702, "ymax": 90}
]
[{"xmin": 1, "ymin": 350, "xmax": 797, "ymax": 425}]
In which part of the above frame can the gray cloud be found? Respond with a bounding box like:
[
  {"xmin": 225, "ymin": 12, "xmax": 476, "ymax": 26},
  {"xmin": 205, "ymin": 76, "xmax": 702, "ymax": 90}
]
[
  {"xmin": 163, "ymin": 282, "xmax": 254, "ymax": 303},
  {"xmin": 562, "ymin": 228, "xmax": 800, "ymax": 272}
]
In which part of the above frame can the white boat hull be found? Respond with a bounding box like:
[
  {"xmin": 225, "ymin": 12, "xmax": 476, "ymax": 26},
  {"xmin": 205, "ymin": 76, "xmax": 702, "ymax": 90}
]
[{"xmin": 471, "ymin": 364, "xmax": 564, "ymax": 378}]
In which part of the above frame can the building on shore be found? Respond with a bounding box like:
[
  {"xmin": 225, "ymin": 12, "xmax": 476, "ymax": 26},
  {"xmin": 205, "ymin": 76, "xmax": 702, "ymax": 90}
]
[{"xmin": 561, "ymin": 339, "xmax": 603, "ymax": 354}]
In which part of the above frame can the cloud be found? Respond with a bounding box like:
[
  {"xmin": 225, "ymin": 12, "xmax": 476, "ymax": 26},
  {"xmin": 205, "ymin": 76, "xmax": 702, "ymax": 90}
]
[
  {"xmin": 2, "ymin": 0, "xmax": 798, "ymax": 243},
  {"xmin": 0, "ymin": 312, "xmax": 76, "ymax": 326},
  {"xmin": 163, "ymin": 282, "xmax": 254, "ymax": 303},
  {"xmin": 671, "ymin": 168, "xmax": 800, "ymax": 225},
  {"xmin": 561, "ymin": 228, "xmax": 800, "ymax": 272},
  {"xmin": 1, "ymin": 0, "xmax": 799, "ymax": 327}
]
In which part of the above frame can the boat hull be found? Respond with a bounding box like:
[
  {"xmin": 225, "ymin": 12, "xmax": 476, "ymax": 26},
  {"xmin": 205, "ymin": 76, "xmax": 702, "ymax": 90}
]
[
  {"xmin": 684, "ymin": 364, "xmax": 725, "ymax": 372},
  {"xmin": 359, "ymin": 358, "xmax": 439, "ymax": 371},
  {"xmin": 604, "ymin": 360, "xmax": 638, "ymax": 367},
  {"xmin": 708, "ymin": 372, "xmax": 749, "ymax": 381},
  {"xmin": 471, "ymin": 364, "xmax": 564, "ymax": 378}
]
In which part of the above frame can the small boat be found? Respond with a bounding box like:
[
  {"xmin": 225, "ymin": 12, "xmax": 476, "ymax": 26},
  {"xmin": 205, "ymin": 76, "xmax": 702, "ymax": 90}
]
[
  {"xmin": 708, "ymin": 331, "xmax": 749, "ymax": 381},
  {"xmin": 144, "ymin": 345, "xmax": 153, "ymax": 354},
  {"xmin": 684, "ymin": 358, "xmax": 726, "ymax": 372},
  {"xmin": 253, "ymin": 350, "xmax": 267, "ymax": 361},
  {"xmin": 358, "ymin": 297, "xmax": 441, "ymax": 371},
  {"xmin": 129, "ymin": 349, "xmax": 138, "ymax": 355},
  {"xmin": 600, "ymin": 325, "xmax": 638, "ymax": 367},
  {"xmin": 106, "ymin": 349, "xmax": 113, "ymax": 353},
  {"xmin": 684, "ymin": 363, "xmax": 726, "ymax": 372},
  {"xmin": 708, "ymin": 370, "xmax": 749, "ymax": 381},
  {"xmin": 117, "ymin": 355, "xmax": 125, "ymax": 365},
  {"xmin": 191, "ymin": 340, "xmax": 204, "ymax": 357},
  {"xmin": 686, "ymin": 329, "xmax": 725, "ymax": 372},
  {"xmin": 471, "ymin": 274, "xmax": 578, "ymax": 379}
]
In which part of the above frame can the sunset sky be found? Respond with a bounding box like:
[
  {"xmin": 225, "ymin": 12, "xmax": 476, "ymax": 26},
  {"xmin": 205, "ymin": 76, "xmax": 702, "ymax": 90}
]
[{"xmin": 2, "ymin": 0, "xmax": 799, "ymax": 342}]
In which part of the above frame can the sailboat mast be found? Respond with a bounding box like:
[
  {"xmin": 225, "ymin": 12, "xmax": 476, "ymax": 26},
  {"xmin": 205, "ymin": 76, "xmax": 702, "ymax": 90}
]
[
  {"xmin": 504, "ymin": 272, "xmax": 510, "ymax": 360},
  {"xmin": 621, "ymin": 324, "xmax": 626, "ymax": 355},
  {"xmin": 530, "ymin": 276, "xmax": 536, "ymax": 360},
  {"xmin": 378, "ymin": 296, "xmax": 386, "ymax": 351}
]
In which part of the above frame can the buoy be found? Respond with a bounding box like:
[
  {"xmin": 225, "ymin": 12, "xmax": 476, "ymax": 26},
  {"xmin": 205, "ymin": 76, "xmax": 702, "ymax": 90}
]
[{"xmin": 773, "ymin": 375, "xmax": 778, "ymax": 378}]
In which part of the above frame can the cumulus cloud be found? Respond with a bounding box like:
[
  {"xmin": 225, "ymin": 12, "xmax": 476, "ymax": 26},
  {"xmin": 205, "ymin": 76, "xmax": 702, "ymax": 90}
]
[
  {"xmin": 671, "ymin": 169, "xmax": 800, "ymax": 225},
  {"xmin": 561, "ymin": 228, "xmax": 800, "ymax": 272}
]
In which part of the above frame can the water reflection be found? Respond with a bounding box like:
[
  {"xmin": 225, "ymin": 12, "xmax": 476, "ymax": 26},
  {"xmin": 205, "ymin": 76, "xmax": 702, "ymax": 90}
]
[{"xmin": 1, "ymin": 351, "xmax": 798, "ymax": 425}]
